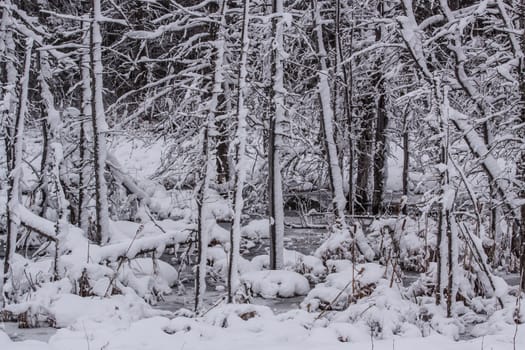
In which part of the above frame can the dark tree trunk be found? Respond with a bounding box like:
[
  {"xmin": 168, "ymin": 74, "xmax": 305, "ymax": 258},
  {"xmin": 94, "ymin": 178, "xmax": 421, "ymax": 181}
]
[
  {"xmin": 402, "ymin": 110, "xmax": 409, "ymax": 215},
  {"xmin": 372, "ymin": 92, "xmax": 387, "ymax": 215},
  {"xmin": 355, "ymin": 110, "xmax": 372, "ymax": 214},
  {"xmin": 371, "ymin": 3, "xmax": 387, "ymax": 216},
  {"xmin": 216, "ymin": 96, "xmax": 229, "ymax": 186}
]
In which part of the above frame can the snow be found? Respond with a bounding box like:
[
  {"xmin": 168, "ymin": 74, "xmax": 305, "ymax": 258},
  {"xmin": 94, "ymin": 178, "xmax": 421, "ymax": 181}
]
[
  {"xmin": 1, "ymin": 303, "xmax": 524, "ymax": 350},
  {"xmin": 2, "ymin": 2, "xmax": 525, "ymax": 349},
  {"xmin": 127, "ymin": 258, "xmax": 179, "ymax": 287},
  {"xmin": 241, "ymin": 270, "xmax": 310, "ymax": 298},
  {"xmin": 385, "ymin": 143, "xmax": 404, "ymax": 192},
  {"xmin": 241, "ymin": 219, "xmax": 269, "ymax": 239},
  {"xmin": 302, "ymin": 262, "xmax": 387, "ymax": 312},
  {"xmin": 315, "ymin": 224, "xmax": 375, "ymax": 262}
]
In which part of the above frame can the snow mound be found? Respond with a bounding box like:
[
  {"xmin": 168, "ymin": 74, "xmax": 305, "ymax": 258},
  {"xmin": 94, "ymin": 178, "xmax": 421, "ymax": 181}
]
[
  {"xmin": 203, "ymin": 304, "xmax": 275, "ymax": 327},
  {"xmin": 241, "ymin": 270, "xmax": 310, "ymax": 298},
  {"xmin": 330, "ymin": 281, "xmax": 422, "ymax": 339},
  {"xmin": 301, "ymin": 263, "xmax": 386, "ymax": 311},
  {"xmin": 241, "ymin": 219, "xmax": 269, "ymax": 239},
  {"xmin": 315, "ymin": 224, "xmax": 375, "ymax": 262},
  {"xmin": 251, "ymin": 249, "xmax": 308, "ymax": 270},
  {"xmin": 300, "ymin": 286, "xmax": 349, "ymax": 311},
  {"xmin": 3, "ymin": 287, "xmax": 164, "ymax": 328},
  {"xmin": 128, "ymin": 258, "xmax": 178, "ymax": 286},
  {"xmin": 118, "ymin": 259, "xmax": 179, "ymax": 300},
  {"xmin": 295, "ymin": 255, "xmax": 327, "ymax": 278},
  {"xmin": 109, "ymin": 219, "xmax": 191, "ymax": 244}
]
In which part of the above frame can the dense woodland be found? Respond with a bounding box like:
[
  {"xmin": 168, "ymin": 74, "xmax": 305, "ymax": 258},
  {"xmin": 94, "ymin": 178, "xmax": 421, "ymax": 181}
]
[{"xmin": 0, "ymin": 0, "xmax": 525, "ymax": 346}]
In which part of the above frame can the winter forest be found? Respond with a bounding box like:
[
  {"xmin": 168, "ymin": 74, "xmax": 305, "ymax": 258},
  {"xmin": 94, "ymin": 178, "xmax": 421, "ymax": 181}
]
[{"xmin": 0, "ymin": 0, "xmax": 524, "ymax": 349}]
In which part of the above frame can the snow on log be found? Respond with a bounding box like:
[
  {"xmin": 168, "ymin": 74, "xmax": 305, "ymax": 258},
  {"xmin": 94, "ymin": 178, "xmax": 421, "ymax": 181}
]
[{"xmin": 241, "ymin": 270, "xmax": 310, "ymax": 298}]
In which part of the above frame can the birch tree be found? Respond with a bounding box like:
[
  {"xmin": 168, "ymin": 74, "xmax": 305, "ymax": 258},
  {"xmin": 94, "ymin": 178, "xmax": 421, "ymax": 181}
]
[
  {"xmin": 90, "ymin": 0, "xmax": 110, "ymax": 244},
  {"xmin": 228, "ymin": 0, "xmax": 251, "ymax": 303},
  {"xmin": 268, "ymin": 0, "xmax": 286, "ymax": 270},
  {"xmin": 78, "ymin": 17, "xmax": 93, "ymax": 235},
  {"xmin": 518, "ymin": 0, "xmax": 525, "ymax": 292}
]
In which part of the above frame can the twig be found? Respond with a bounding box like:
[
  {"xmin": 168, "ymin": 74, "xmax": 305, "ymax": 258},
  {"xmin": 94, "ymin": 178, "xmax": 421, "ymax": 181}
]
[
  {"xmin": 104, "ymin": 224, "xmax": 144, "ymax": 297},
  {"xmin": 315, "ymin": 266, "xmax": 362, "ymax": 320},
  {"xmin": 145, "ymin": 207, "xmax": 166, "ymax": 234},
  {"xmin": 200, "ymin": 294, "xmax": 226, "ymax": 317}
]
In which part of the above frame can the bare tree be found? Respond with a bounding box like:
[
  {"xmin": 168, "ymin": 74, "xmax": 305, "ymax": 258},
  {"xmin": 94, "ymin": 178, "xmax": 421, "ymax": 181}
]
[
  {"xmin": 90, "ymin": 0, "xmax": 110, "ymax": 244},
  {"xmin": 268, "ymin": 0, "xmax": 286, "ymax": 270},
  {"xmin": 3, "ymin": 38, "xmax": 33, "ymax": 286},
  {"xmin": 228, "ymin": 0, "xmax": 251, "ymax": 302}
]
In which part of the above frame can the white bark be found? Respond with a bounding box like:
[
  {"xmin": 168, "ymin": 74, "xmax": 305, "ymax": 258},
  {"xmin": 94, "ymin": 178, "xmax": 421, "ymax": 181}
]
[
  {"xmin": 91, "ymin": 0, "xmax": 110, "ymax": 244},
  {"xmin": 79, "ymin": 17, "xmax": 92, "ymax": 234},
  {"xmin": 268, "ymin": 0, "xmax": 285, "ymax": 270},
  {"xmin": 228, "ymin": 0, "xmax": 250, "ymax": 302}
]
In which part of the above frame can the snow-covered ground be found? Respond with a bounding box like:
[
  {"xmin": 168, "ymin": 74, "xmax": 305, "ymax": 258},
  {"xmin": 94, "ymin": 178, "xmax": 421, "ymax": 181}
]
[{"xmin": 1, "ymin": 302, "xmax": 524, "ymax": 350}]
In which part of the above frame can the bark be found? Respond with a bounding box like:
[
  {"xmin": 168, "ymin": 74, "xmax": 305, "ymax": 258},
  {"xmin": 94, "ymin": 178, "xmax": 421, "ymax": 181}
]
[
  {"xmin": 372, "ymin": 91, "xmax": 387, "ymax": 215},
  {"xmin": 38, "ymin": 118, "xmax": 49, "ymax": 217},
  {"xmin": 519, "ymin": 0, "xmax": 525, "ymax": 292},
  {"xmin": 402, "ymin": 109, "xmax": 410, "ymax": 215},
  {"xmin": 228, "ymin": 0, "xmax": 250, "ymax": 302},
  {"xmin": 216, "ymin": 99, "xmax": 229, "ymax": 186},
  {"xmin": 268, "ymin": 0, "xmax": 285, "ymax": 270},
  {"xmin": 78, "ymin": 17, "xmax": 92, "ymax": 235},
  {"xmin": 355, "ymin": 112, "xmax": 372, "ymax": 214},
  {"xmin": 90, "ymin": 0, "xmax": 110, "ymax": 244},
  {"xmin": 435, "ymin": 82, "xmax": 455, "ymax": 315},
  {"xmin": 371, "ymin": 3, "xmax": 388, "ymax": 216}
]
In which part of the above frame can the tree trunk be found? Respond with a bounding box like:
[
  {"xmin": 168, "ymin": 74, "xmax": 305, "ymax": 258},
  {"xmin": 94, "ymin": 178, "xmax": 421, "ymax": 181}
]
[
  {"xmin": 312, "ymin": 0, "xmax": 346, "ymax": 222},
  {"xmin": 268, "ymin": 0, "xmax": 285, "ymax": 270},
  {"xmin": 90, "ymin": 0, "xmax": 110, "ymax": 244},
  {"xmin": 4, "ymin": 38, "xmax": 33, "ymax": 286},
  {"xmin": 195, "ymin": 0, "xmax": 228, "ymax": 312},
  {"xmin": 402, "ymin": 109, "xmax": 410, "ymax": 215},
  {"xmin": 79, "ymin": 17, "xmax": 92, "ymax": 235},
  {"xmin": 436, "ymin": 82, "xmax": 456, "ymax": 317},
  {"xmin": 372, "ymin": 92, "xmax": 387, "ymax": 216},
  {"xmin": 336, "ymin": 0, "xmax": 355, "ymax": 215},
  {"xmin": 519, "ymin": 0, "xmax": 525, "ymax": 292},
  {"xmin": 371, "ymin": 3, "xmax": 387, "ymax": 216},
  {"xmin": 228, "ymin": 0, "xmax": 250, "ymax": 302},
  {"xmin": 1, "ymin": 0, "xmax": 17, "ymax": 289},
  {"xmin": 355, "ymin": 112, "xmax": 372, "ymax": 214}
]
